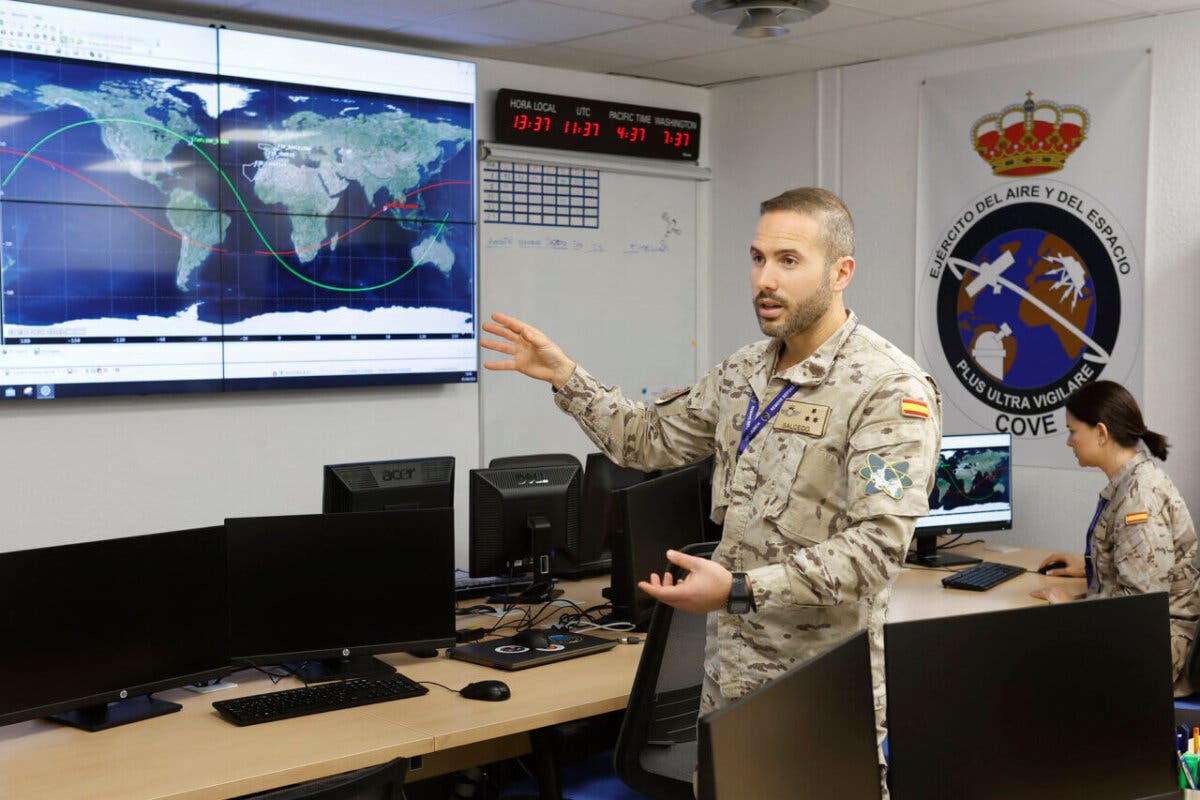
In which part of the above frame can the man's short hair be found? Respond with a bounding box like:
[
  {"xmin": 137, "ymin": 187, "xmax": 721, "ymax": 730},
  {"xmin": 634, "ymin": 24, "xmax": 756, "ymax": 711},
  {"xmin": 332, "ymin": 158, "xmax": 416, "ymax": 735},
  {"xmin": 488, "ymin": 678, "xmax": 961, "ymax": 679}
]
[{"xmin": 759, "ymin": 187, "xmax": 855, "ymax": 265}]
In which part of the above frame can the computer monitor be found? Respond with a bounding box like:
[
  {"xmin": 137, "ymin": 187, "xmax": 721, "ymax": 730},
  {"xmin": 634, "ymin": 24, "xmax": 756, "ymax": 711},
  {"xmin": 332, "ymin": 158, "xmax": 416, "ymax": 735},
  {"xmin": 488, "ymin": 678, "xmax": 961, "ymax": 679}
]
[
  {"xmin": 322, "ymin": 456, "xmax": 454, "ymax": 513},
  {"xmin": 0, "ymin": 526, "xmax": 229, "ymax": 731},
  {"xmin": 697, "ymin": 631, "xmax": 880, "ymax": 800},
  {"xmin": 607, "ymin": 464, "xmax": 708, "ymax": 630},
  {"xmin": 489, "ymin": 453, "xmax": 581, "ymax": 470},
  {"xmin": 468, "ymin": 462, "xmax": 581, "ymax": 603},
  {"xmin": 885, "ymin": 593, "xmax": 1176, "ymax": 800},
  {"xmin": 226, "ymin": 509, "xmax": 455, "ymax": 682},
  {"xmin": 906, "ymin": 431, "xmax": 1012, "ymax": 567},
  {"xmin": 564, "ymin": 452, "xmax": 656, "ymax": 578}
]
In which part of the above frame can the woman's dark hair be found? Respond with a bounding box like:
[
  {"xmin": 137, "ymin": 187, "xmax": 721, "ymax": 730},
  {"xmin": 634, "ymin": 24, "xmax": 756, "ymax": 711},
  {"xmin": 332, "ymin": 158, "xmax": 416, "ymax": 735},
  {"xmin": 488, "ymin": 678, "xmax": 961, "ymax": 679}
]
[{"xmin": 1065, "ymin": 380, "xmax": 1169, "ymax": 460}]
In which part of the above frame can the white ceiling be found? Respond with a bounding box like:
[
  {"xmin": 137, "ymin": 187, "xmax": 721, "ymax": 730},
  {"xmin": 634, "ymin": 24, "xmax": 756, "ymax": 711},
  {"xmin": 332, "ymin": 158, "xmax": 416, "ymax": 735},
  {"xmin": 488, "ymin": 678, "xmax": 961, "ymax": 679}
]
[{"xmin": 94, "ymin": 0, "xmax": 1200, "ymax": 86}]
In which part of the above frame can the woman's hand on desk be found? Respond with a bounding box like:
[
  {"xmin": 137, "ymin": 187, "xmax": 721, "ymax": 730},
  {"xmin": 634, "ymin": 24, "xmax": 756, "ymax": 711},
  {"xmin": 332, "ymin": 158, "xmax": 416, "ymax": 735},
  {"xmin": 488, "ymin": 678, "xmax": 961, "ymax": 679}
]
[
  {"xmin": 1031, "ymin": 586, "xmax": 1079, "ymax": 604},
  {"xmin": 1037, "ymin": 552, "xmax": 1086, "ymax": 577}
]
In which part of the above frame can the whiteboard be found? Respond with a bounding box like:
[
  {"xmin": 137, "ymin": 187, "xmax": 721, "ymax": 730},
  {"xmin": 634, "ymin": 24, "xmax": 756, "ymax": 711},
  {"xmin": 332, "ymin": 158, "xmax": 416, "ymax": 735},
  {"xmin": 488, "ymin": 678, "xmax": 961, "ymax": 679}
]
[{"xmin": 479, "ymin": 161, "xmax": 700, "ymax": 465}]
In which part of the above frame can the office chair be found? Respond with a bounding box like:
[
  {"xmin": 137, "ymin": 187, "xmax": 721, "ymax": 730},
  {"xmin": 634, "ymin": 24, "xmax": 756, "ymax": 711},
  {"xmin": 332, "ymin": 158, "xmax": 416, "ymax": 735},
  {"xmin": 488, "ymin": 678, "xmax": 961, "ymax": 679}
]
[
  {"xmin": 234, "ymin": 757, "xmax": 407, "ymax": 800},
  {"xmin": 613, "ymin": 541, "xmax": 717, "ymax": 800},
  {"xmin": 489, "ymin": 453, "xmax": 582, "ymax": 469},
  {"xmin": 1173, "ymin": 623, "xmax": 1200, "ymax": 728}
]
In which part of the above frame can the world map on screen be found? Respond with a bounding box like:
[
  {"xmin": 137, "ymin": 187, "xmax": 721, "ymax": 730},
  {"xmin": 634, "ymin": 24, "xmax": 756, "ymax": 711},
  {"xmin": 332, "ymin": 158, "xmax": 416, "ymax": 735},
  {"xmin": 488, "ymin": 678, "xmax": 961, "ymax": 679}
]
[{"xmin": 0, "ymin": 54, "xmax": 474, "ymax": 334}]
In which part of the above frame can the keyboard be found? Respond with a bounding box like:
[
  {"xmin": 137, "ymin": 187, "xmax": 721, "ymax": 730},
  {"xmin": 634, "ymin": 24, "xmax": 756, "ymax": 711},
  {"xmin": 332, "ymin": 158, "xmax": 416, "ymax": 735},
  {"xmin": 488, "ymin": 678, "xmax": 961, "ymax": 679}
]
[
  {"xmin": 454, "ymin": 572, "xmax": 533, "ymax": 600},
  {"xmin": 212, "ymin": 673, "xmax": 427, "ymax": 726},
  {"xmin": 941, "ymin": 561, "xmax": 1027, "ymax": 592}
]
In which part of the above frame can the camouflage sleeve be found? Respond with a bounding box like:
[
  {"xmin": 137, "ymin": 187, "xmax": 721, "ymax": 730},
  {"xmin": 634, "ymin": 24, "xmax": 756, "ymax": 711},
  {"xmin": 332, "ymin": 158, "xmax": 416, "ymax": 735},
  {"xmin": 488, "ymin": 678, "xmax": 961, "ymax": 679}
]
[
  {"xmin": 1109, "ymin": 490, "xmax": 1174, "ymax": 595},
  {"xmin": 552, "ymin": 363, "xmax": 719, "ymax": 472},
  {"xmin": 750, "ymin": 372, "xmax": 943, "ymax": 607}
]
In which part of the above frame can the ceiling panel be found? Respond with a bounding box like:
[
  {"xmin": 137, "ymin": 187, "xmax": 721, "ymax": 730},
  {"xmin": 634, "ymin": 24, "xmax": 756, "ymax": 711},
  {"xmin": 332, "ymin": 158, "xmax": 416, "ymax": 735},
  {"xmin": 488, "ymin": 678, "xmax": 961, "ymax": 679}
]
[
  {"xmin": 79, "ymin": 0, "xmax": 1200, "ymax": 86},
  {"xmin": 918, "ymin": 0, "xmax": 1139, "ymax": 36}
]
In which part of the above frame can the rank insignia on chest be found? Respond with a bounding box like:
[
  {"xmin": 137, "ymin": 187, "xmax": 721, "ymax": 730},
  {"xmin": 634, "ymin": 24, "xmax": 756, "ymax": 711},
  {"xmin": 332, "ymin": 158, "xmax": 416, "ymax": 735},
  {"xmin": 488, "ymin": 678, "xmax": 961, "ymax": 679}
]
[
  {"xmin": 1125, "ymin": 511, "xmax": 1149, "ymax": 525},
  {"xmin": 774, "ymin": 400, "xmax": 830, "ymax": 437},
  {"xmin": 857, "ymin": 453, "xmax": 913, "ymax": 500}
]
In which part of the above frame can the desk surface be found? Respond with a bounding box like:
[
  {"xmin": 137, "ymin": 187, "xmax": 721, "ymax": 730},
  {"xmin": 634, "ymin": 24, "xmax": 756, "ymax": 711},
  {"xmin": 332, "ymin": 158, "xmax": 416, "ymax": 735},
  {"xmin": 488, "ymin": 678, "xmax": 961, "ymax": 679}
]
[{"xmin": 0, "ymin": 545, "xmax": 1085, "ymax": 800}]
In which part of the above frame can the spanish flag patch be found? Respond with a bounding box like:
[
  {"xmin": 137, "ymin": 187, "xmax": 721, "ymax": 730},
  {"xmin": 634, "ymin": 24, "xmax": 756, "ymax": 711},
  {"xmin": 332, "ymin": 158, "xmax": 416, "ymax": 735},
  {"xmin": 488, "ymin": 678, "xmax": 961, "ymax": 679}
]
[
  {"xmin": 900, "ymin": 398, "xmax": 930, "ymax": 419},
  {"xmin": 1125, "ymin": 511, "xmax": 1150, "ymax": 525}
]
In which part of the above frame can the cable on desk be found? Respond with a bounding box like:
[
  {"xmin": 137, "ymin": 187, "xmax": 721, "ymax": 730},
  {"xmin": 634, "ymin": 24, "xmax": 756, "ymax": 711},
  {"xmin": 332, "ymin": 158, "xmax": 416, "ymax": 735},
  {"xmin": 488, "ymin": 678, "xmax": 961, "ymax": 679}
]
[
  {"xmin": 418, "ymin": 680, "xmax": 459, "ymax": 694},
  {"xmin": 938, "ymin": 534, "xmax": 984, "ymax": 550}
]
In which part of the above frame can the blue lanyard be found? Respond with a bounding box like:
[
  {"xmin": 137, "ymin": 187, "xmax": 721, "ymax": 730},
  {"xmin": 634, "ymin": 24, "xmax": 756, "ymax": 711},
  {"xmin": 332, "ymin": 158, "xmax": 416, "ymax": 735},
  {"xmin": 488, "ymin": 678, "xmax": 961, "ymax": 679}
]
[
  {"xmin": 738, "ymin": 384, "xmax": 799, "ymax": 455},
  {"xmin": 1084, "ymin": 497, "xmax": 1107, "ymax": 585}
]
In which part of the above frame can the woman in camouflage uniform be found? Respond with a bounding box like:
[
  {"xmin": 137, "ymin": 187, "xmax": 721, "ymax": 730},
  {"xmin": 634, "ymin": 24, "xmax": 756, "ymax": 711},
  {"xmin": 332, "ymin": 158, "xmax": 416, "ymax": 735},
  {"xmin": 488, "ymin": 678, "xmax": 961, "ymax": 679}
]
[{"xmin": 1034, "ymin": 380, "xmax": 1199, "ymax": 695}]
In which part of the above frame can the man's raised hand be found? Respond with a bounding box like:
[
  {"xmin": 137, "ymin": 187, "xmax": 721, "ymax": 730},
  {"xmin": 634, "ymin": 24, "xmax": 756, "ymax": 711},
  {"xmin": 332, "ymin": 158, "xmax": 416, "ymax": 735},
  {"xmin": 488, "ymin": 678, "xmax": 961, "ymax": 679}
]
[{"xmin": 480, "ymin": 312, "xmax": 576, "ymax": 389}]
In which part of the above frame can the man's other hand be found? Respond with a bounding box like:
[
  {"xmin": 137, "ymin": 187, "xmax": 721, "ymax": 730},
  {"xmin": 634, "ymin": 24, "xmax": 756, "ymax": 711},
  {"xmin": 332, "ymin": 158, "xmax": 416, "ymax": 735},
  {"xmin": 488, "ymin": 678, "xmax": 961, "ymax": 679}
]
[
  {"xmin": 481, "ymin": 312, "xmax": 576, "ymax": 389},
  {"xmin": 639, "ymin": 549, "xmax": 734, "ymax": 615}
]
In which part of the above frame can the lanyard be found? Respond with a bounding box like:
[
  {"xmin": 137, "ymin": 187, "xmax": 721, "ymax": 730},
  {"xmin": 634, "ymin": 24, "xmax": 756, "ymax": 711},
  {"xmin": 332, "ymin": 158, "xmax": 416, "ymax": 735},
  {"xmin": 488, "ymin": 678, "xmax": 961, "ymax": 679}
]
[
  {"xmin": 1084, "ymin": 497, "xmax": 1107, "ymax": 585},
  {"xmin": 738, "ymin": 384, "xmax": 799, "ymax": 455}
]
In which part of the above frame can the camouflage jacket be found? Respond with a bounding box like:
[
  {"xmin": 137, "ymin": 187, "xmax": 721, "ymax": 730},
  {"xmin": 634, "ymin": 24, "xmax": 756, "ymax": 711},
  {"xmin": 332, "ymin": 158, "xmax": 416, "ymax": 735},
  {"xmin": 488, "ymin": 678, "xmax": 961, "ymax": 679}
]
[
  {"xmin": 553, "ymin": 311, "xmax": 942, "ymax": 707},
  {"xmin": 1089, "ymin": 450, "xmax": 1200, "ymax": 695}
]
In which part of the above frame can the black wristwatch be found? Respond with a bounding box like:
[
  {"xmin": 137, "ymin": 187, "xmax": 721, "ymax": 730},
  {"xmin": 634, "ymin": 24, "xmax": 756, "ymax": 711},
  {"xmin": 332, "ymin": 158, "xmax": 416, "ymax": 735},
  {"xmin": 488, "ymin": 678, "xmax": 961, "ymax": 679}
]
[{"xmin": 727, "ymin": 572, "xmax": 756, "ymax": 614}]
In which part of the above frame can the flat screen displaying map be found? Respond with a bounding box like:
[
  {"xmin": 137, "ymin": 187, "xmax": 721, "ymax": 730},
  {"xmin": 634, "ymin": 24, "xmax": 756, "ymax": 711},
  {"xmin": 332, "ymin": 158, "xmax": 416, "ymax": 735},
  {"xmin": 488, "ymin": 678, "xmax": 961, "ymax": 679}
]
[
  {"xmin": 0, "ymin": 1, "xmax": 476, "ymax": 400},
  {"xmin": 916, "ymin": 432, "xmax": 1013, "ymax": 533}
]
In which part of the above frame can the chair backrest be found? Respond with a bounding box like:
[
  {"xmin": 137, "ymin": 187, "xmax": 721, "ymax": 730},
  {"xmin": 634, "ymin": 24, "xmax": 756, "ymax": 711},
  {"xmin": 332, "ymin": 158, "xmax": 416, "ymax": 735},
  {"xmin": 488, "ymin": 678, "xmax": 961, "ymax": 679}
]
[
  {"xmin": 237, "ymin": 757, "xmax": 407, "ymax": 800},
  {"xmin": 614, "ymin": 540, "xmax": 716, "ymax": 800},
  {"xmin": 488, "ymin": 453, "xmax": 581, "ymax": 469}
]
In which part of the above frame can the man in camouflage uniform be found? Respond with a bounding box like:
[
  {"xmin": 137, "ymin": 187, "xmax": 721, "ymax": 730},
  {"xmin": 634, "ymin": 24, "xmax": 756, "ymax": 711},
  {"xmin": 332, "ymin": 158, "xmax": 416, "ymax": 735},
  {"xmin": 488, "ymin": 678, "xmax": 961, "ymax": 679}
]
[{"xmin": 482, "ymin": 188, "xmax": 942, "ymax": 790}]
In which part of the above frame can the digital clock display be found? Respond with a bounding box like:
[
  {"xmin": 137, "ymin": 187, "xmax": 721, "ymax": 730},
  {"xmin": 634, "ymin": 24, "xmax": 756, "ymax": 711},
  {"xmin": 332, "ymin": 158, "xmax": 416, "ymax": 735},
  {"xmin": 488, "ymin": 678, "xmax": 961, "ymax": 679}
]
[{"xmin": 494, "ymin": 89, "xmax": 701, "ymax": 162}]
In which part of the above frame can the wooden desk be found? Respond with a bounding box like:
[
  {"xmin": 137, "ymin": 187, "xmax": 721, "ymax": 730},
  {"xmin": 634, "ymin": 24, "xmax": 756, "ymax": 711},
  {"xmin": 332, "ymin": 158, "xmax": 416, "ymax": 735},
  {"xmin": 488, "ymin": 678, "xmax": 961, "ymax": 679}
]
[
  {"xmin": 0, "ymin": 576, "xmax": 631, "ymax": 800},
  {"xmin": 889, "ymin": 542, "xmax": 1086, "ymax": 623},
  {"xmin": 0, "ymin": 548, "xmax": 1084, "ymax": 800}
]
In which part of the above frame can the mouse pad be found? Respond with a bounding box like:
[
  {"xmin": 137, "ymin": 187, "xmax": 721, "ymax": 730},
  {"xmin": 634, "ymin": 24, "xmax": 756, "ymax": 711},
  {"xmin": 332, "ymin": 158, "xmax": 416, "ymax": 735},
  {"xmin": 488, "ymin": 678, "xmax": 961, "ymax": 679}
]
[{"xmin": 448, "ymin": 631, "xmax": 618, "ymax": 670}]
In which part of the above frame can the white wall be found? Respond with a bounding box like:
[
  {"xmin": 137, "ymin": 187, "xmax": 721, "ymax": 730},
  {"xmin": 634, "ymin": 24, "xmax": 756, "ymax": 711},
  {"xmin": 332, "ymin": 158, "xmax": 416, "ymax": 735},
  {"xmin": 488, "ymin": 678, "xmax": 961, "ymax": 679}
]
[
  {"xmin": 708, "ymin": 72, "xmax": 819, "ymax": 363},
  {"xmin": 712, "ymin": 11, "xmax": 1200, "ymax": 553},
  {"xmin": 0, "ymin": 5, "xmax": 709, "ymax": 561}
]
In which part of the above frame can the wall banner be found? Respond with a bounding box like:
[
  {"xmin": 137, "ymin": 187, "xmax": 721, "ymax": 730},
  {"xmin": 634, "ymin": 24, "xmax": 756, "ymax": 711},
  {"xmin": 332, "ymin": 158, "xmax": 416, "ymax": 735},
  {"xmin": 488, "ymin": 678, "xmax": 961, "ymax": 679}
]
[{"xmin": 915, "ymin": 51, "xmax": 1148, "ymax": 467}]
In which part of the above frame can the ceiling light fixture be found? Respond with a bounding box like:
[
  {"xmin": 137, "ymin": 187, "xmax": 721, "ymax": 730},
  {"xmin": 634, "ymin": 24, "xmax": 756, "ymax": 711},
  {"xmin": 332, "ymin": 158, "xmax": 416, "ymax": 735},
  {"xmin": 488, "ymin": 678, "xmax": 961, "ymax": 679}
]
[{"xmin": 692, "ymin": 0, "xmax": 829, "ymax": 39}]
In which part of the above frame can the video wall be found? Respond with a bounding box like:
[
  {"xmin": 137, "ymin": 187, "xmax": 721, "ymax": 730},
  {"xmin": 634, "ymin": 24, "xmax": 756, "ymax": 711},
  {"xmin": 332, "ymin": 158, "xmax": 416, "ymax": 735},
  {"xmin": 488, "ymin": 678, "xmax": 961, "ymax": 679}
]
[{"xmin": 0, "ymin": 1, "xmax": 477, "ymax": 399}]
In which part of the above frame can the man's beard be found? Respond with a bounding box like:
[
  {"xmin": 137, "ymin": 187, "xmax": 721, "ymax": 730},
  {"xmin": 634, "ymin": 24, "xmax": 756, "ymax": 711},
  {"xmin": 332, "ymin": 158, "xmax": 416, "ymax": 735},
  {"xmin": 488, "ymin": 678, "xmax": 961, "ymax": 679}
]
[{"xmin": 754, "ymin": 270, "xmax": 834, "ymax": 340}]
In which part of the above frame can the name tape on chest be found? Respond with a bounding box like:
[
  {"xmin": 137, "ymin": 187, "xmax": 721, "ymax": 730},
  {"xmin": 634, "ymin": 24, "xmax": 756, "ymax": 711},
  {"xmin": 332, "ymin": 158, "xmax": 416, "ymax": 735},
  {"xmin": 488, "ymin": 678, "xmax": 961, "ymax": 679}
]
[
  {"xmin": 774, "ymin": 400, "xmax": 831, "ymax": 437},
  {"xmin": 1124, "ymin": 511, "xmax": 1149, "ymax": 525}
]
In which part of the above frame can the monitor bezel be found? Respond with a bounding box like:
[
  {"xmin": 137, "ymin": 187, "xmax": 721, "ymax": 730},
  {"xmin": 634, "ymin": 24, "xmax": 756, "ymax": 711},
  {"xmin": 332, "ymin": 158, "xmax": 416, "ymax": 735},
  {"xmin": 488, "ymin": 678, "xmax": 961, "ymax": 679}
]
[{"xmin": 913, "ymin": 431, "xmax": 1014, "ymax": 535}]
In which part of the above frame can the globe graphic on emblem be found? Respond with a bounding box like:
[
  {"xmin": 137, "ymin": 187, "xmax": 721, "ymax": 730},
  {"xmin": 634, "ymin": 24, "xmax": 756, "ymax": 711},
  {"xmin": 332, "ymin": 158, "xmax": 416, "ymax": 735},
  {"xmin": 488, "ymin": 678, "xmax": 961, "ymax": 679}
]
[{"xmin": 955, "ymin": 228, "xmax": 1097, "ymax": 390}]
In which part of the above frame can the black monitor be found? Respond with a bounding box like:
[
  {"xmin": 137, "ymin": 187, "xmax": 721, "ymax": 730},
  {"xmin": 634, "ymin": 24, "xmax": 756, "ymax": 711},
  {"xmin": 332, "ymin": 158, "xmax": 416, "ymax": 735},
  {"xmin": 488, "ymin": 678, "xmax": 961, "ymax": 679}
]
[
  {"xmin": 489, "ymin": 453, "xmax": 580, "ymax": 470},
  {"xmin": 885, "ymin": 593, "xmax": 1176, "ymax": 800},
  {"xmin": 698, "ymin": 631, "xmax": 880, "ymax": 800},
  {"xmin": 565, "ymin": 452, "xmax": 656, "ymax": 578},
  {"xmin": 226, "ymin": 509, "xmax": 455, "ymax": 682},
  {"xmin": 607, "ymin": 464, "xmax": 708, "ymax": 630},
  {"xmin": 322, "ymin": 456, "xmax": 454, "ymax": 512},
  {"xmin": 468, "ymin": 463, "xmax": 582, "ymax": 603},
  {"xmin": 906, "ymin": 432, "xmax": 1012, "ymax": 568},
  {"xmin": 0, "ymin": 526, "xmax": 229, "ymax": 731}
]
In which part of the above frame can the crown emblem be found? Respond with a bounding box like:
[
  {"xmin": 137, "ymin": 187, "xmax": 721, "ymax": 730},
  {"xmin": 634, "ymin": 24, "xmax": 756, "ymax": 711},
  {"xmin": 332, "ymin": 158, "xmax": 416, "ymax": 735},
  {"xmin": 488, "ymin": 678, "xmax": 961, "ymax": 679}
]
[{"xmin": 972, "ymin": 91, "xmax": 1089, "ymax": 177}]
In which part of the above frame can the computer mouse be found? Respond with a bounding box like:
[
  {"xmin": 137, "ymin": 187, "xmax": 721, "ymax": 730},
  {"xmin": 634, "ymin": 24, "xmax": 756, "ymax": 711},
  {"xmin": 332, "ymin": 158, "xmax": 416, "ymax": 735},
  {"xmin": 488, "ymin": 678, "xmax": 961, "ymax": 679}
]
[
  {"xmin": 512, "ymin": 628, "xmax": 551, "ymax": 649},
  {"xmin": 1037, "ymin": 560, "xmax": 1068, "ymax": 575},
  {"xmin": 460, "ymin": 680, "xmax": 511, "ymax": 702}
]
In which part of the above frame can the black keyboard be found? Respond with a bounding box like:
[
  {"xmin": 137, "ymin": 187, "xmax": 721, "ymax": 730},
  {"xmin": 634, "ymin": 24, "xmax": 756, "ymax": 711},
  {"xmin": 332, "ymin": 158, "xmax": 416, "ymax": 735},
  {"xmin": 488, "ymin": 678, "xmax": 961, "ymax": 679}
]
[
  {"xmin": 941, "ymin": 561, "xmax": 1026, "ymax": 591},
  {"xmin": 212, "ymin": 673, "xmax": 427, "ymax": 726},
  {"xmin": 454, "ymin": 572, "xmax": 533, "ymax": 600}
]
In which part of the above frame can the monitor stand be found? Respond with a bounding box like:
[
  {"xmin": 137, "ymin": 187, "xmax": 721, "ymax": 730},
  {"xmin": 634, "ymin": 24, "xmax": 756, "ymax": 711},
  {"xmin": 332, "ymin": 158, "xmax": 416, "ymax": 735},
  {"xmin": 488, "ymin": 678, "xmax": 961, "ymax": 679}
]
[
  {"xmin": 50, "ymin": 695, "xmax": 182, "ymax": 732},
  {"xmin": 284, "ymin": 654, "xmax": 396, "ymax": 683},
  {"xmin": 905, "ymin": 535, "xmax": 982, "ymax": 568}
]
